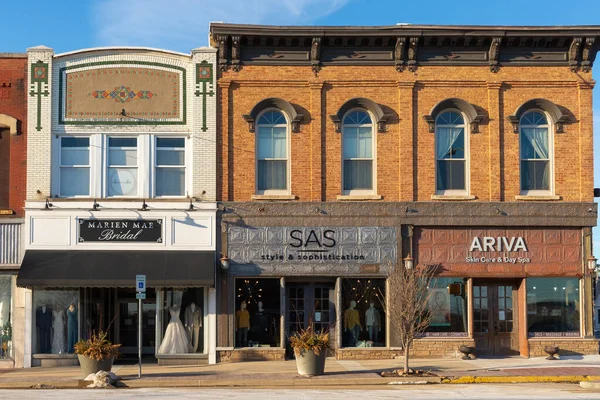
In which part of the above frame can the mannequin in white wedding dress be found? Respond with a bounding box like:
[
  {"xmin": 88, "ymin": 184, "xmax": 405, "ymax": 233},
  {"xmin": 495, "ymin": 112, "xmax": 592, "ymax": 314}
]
[
  {"xmin": 158, "ymin": 304, "xmax": 191, "ymax": 354},
  {"xmin": 51, "ymin": 307, "xmax": 66, "ymax": 354}
]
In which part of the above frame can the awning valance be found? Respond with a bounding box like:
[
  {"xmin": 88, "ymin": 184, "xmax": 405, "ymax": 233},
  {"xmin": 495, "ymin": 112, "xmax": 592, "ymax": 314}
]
[{"xmin": 17, "ymin": 250, "xmax": 215, "ymax": 288}]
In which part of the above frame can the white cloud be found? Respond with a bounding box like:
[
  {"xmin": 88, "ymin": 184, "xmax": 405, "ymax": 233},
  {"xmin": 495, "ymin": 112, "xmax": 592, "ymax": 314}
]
[{"xmin": 92, "ymin": 0, "xmax": 349, "ymax": 52}]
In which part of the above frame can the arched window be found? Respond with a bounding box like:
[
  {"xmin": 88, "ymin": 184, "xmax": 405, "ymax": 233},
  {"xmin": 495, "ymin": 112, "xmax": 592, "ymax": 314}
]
[
  {"xmin": 435, "ymin": 110, "xmax": 467, "ymax": 193},
  {"xmin": 342, "ymin": 110, "xmax": 374, "ymax": 193},
  {"xmin": 520, "ymin": 111, "xmax": 551, "ymax": 193},
  {"xmin": 256, "ymin": 110, "xmax": 289, "ymax": 194}
]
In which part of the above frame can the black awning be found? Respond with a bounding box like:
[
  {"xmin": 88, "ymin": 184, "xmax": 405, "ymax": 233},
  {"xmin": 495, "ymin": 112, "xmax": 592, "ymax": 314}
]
[{"xmin": 17, "ymin": 250, "xmax": 215, "ymax": 288}]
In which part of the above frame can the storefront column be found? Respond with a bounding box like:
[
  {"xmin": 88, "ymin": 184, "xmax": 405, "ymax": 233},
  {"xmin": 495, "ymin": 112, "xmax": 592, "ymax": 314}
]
[
  {"xmin": 466, "ymin": 278, "xmax": 473, "ymax": 338},
  {"xmin": 335, "ymin": 277, "xmax": 342, "ymax": 350},
  {"xmin": 23, "ymin": 288, "xmax": 31, "ymax": 368},
  {"xmin": 155, "ymin": 289, "xmax": 163, "ymax": 354},
  {"xmin": 279, "ymin": 277, "xmax": 285, "ymax": 348},
  {"xmin": 208, "ymin": 287, "xmax": 216, "ymax": 364},
  {"xmin": 517, "ymin": 278, "xmax": 529, "ymax": 357}
]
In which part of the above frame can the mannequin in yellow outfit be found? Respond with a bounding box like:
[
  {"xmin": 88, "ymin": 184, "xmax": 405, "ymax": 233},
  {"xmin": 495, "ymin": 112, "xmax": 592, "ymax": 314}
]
[
  {"xmin": 236, "ymin": 302, "xmax": 250, "ymax": 347},
  {"xmin": 344, "ymin": 300, "xmax": 362, "ymax": 346}
]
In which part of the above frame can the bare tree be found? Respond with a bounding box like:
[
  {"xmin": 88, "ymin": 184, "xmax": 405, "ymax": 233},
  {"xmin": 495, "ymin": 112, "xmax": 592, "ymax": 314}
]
[{"xmin": 378, "ymin": 264, "xmax": 439, "ymax": 375}]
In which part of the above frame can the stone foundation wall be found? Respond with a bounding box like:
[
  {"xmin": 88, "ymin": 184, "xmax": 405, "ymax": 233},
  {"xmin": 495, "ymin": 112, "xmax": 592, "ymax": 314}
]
[
  {"xmin": 336, "ymin": 349, "xmax": 403, "ymax": 360},
  {"xmin": 528, "ymin": 339, "xmax": 599, "ymax": 357},
  {"xmin": 336, "ymin": 339, "xmax": 475, "ymax": 360},
  {"xmin": 412, "ymin": 339, "xmax": 476, "ymax": 358},
  {"xmin": 217, "ymin": 348, "xmax": 286, "ymax": 363}
]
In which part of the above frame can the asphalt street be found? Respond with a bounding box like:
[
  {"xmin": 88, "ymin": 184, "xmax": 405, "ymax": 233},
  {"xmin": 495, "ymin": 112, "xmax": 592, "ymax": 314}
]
[{"xmin": 0, "ymin": 384, "xmax": 598, "ymax": 399}]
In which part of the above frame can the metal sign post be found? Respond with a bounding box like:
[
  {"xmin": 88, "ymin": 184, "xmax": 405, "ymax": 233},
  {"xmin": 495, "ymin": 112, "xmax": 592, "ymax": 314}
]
[{"xmin": 135, "ymin": 275, "xmax": 146, "ymax": 379}]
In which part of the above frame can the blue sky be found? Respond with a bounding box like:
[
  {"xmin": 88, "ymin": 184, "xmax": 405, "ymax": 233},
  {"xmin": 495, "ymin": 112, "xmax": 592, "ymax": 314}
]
[{"xmin": 4, "ymin": 0, "xmax": 600, "ymax": 248}]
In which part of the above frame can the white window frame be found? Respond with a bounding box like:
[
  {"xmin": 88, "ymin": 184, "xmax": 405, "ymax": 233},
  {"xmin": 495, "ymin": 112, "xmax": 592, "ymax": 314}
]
[
  {"xmin": 152, "ymin": 136, "xmax": 189, "ymax": 198},
  {"xmin": 255, "ymin": 108, "xmax": 291, "ymax": 195},
  {"xmin": 52, "ymin": 133, "xmax": 190, "ymax": 199},
  {"xmin": 341, "ymin": 108, "xmax": 376, "ymax": 196},
  {"xmin": 104, "ymin": 136, "xmax": 141, "ymax": 198},
  {"xmin": 519, "ymin": 109, "xmax": 554, "ymax": 196},
  {"xmin": 434, "ymin": 109, "xmax": 469, "ymax": 196},
  {"xmin": 57, "ymin": 136, "xmax": 91, "ymax": 198}
]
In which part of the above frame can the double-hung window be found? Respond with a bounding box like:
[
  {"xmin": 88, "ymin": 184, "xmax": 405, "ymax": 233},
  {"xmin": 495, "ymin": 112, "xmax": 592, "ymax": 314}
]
[
  {"xmin": 520, "ymin": 111, "xmax": 551, "ymax": 193},
  {"xmin": 155, "ymin": 138, "xmax": 186, "ymax": 197},
  {"xmin": 107, "ymin": 137, "xmax": 138, "ymax": 197},
  {"xmin": 256, "ymin": 110, "xmax": 288, "ymax": 193},
  {"xmin": 342, "ymin": 110, "xmax": 374, "ymax": 194},
  {"xmin": 59, "ymin": 137, "xmax": 90, "ymax": 197},
  {"xmin": 435, "ymin": 111, "xmax": 467, "ymax": 194}
]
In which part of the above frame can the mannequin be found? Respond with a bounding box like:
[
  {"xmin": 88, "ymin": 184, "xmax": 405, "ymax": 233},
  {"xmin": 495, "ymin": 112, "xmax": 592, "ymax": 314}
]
[
  {"xmin": 251, "ymin": 301, "xmax": 269, "ymax": 344},
  {"xmin": 365, "ymin": 302, "xmax": 381, "ymax": 342},
  {"xmin": 235, "ymin": 302, "xmax": 250, "ymax": 347},
  {"xmin": 52, "ymin": 305, "xmax": 66, "ymax": 354},
  {"xmin": 36, "ymin": 305, "xmax": 53, "ymax": 353},
  {"xmin": 66, "ymin": 303, "xmax": 78, "ymax": 353},
  {"xmin": 158, "ymin": 304, "xmax": 191, "ymax": 354},
  {"xmin": 184, "ymin": 302, "xmax": 203, "ymax": 352},
  {"xmin": 343, "ymin": 300, "xmax": 362, "ymax": 346}
]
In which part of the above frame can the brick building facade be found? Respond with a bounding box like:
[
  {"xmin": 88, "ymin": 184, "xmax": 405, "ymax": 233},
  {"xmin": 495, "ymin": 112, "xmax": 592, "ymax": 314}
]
[
  {"xmin": 0, "ymin": 53, "xmax": 27, "ymax": 368},
  {"xmin": 212, "ymin": 24, "xmax": 600, "ymax": 360}
]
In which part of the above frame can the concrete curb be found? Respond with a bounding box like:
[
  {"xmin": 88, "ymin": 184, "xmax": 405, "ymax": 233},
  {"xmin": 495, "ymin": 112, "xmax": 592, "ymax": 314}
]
[{"xmin": 3, "ymin": 375, "xmax": 600, "ymax": 389}]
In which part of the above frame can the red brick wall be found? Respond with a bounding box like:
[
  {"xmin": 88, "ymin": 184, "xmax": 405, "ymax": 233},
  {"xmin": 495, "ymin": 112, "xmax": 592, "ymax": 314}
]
[
  {"xmin": 0, "ymin": 56, "xmax": 27, "ymax": 217},
  {"xmin": 218, "ymin": 65, "xmax": 593, "ymax": 203}
]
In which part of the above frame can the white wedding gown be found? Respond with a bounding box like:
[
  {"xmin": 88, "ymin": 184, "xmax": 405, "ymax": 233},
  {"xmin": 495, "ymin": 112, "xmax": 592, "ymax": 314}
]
[
  {"xmin": 158, "ymin": 306, "xmax": 191, "ymax": 354},
  {"xmin": 51, "ymin": 309, "xmax": 66, "ymax": 354}
]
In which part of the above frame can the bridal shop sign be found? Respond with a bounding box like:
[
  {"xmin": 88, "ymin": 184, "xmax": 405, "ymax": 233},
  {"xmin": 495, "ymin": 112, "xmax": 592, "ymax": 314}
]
[
  {"xmin": 78, "ymin": 219, "xmax": 163, "ymax": 243},
  {"xmin": 227, "ymin": 226, "xmax": 397, "ymax": 265}
]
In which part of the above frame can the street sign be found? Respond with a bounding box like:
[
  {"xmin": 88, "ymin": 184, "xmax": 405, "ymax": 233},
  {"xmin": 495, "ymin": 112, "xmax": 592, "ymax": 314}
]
[
  {"xmin": 136, "ymin": 292, "xmax": 146, "ymax": 300},
  {"xmin": 136, "ymin": 274, "xmax": 146, "ymax": 292}
]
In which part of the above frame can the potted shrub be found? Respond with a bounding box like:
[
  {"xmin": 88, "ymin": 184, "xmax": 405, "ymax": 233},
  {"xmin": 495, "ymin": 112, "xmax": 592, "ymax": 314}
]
[
  {"xmin": 74, "ymin": 331, "xmax": 121, "ymax": 377},
  {"xmin": 0, "ymin": 322, "xmax": 11, "ymax": 358},
  {"xmin": 289, "ymin": 324, "xmax": 331, "ymax": 377}
]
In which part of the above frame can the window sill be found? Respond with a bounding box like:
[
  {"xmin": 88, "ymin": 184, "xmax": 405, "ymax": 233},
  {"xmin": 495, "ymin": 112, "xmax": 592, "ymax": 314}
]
[
  {"xmin": 431, "ymin": 195, "xmax": 476, "ymax": 201},
  {"xmin": 251, "ymin": 194, "xmax": 297, "ymax": 201},
  {"xmin": 515, "ymin": 195, "xmax": 561, "ymax": 201},
  {"xmin": 336, "ymin": 194, "xmax": 383, "ymax": 201}
]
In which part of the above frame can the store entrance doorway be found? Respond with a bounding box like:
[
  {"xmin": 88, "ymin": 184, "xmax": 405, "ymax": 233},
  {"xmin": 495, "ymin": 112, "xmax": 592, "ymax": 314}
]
[
  {"xmin": 472, "ymin": 280, "xmax": 520, "ymax": 356},
  {"xmin": 286, "ymin": 281, "xmax": 336, "ymax": 357}
]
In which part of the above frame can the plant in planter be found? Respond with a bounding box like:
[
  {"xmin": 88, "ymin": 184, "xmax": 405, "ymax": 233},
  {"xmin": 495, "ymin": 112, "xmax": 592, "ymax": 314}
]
[
  {"xmin": 74, "ymin": 331, "xmax": 121, "ymax": 377},
  {"xmin": 0, "ymin": 322, "xmax": 11, "ymax": 358},
  {"xmin": 289, "ymin": 323, "xmax": 331, "ymax": 377}
]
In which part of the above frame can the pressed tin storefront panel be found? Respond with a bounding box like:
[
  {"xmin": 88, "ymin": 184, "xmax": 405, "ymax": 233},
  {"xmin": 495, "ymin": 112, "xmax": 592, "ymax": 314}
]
[{"xmin": 228, "ymin": 226, "xmax": 397, "ymax": 265}]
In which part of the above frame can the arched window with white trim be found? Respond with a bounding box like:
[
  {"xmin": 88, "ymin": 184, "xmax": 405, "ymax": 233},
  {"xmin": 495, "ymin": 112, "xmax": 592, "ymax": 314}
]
[
  {"xmin": 435, "ymin": 110, "xmax": 467, "ymax": 194},
  {"xmin": 256, "ymin": 109, "xmax": 289, "ymax": 194},
  {"xmin": 520, "ymin": 110, "xmax": 552, "ymax": 193},
  {"xmin": 342, "ymin": 110, "xmax": 374, "ymax": 194}
]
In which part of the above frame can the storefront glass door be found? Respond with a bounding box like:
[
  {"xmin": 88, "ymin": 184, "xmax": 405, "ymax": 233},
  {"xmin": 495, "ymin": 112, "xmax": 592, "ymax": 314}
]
[
  {"xmin": 287, "ymin": 283, "xmax": 334, "ymax": 335},
  {"xmin": 473, "ymin": 281, "xmax": 519, "ymax": 356},
  {"xmin": 116, "ymin": 288, "xmax": 156, "ymax": 355}
]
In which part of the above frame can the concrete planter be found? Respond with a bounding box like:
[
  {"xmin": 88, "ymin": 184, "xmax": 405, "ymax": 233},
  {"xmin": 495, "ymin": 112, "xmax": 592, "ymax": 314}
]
[
  {"xmin": 294, "ymin": 349, "xmax": 326, "ymax": 377},
  {"xmin": 77, "ymin": 355, "xmax": 114, "ymax": 377}
]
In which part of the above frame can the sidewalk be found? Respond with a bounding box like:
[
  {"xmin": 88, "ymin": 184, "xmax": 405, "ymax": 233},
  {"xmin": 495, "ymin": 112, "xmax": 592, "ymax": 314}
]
[{"xmin": 1, "ymin": 355, "xmax": 600, "ymax": 388}]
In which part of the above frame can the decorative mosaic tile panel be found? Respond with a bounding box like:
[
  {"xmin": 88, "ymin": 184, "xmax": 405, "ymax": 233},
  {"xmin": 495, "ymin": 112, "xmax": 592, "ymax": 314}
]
[{"xmin": 58, "ymin": 61, "xmax": 186, "ymax": 125}]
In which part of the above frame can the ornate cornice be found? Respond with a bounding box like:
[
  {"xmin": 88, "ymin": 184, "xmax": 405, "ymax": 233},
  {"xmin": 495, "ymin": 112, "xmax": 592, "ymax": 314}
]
[{"xmin": 210, "ymin": 24, "xmax": 600, "ymax": 72}]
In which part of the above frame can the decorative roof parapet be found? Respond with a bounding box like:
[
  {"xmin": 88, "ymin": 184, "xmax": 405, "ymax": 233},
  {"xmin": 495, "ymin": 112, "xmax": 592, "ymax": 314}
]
[{"xmin": 210, "ymin": 24, "xmax": 600, "ymax": 72}]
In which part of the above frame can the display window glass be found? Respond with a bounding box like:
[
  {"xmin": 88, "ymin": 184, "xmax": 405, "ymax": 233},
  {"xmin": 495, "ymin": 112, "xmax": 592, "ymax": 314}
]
[
  {"xmin": 33, "ymin": 289, "xmax": 79, "ymax": 354},
  {"xmin": 235, "ymin": 278, "xmax": 281, "ymax": 348},
  {"xmin": 341, "ymin": 278, "xmax": 386, "ymax": 347},
  {"xmin": 0, "ymin": 276, "xmax": 13, "ymax": 359},
  {"xmin": 424, "ymin": 278, "xmax": 468, "ymax": 337},
  {"xmin": 158, "ymin": 288, "xmax": 205, "ymax": 354},
  {"xmin": 527, "ymin": 278, "xmax": 580, "ymax": 337}
]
